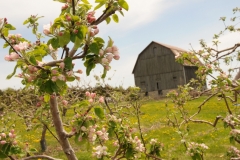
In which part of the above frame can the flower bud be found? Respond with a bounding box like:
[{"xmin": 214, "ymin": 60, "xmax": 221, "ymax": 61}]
[
  {"xmin": 86, "ymin": 91, "xmax": 91, "ymax": 97},
  {"xmin": 62, "ymin": 100, "xmax": 68, "ymax": 106},
  {"xmin": 4, "ymin": 55, "xmax": 12, "ymax": 61}
]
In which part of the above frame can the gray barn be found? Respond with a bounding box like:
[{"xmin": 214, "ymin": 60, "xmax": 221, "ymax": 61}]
[{"xmin": 132, "ymin": 41, "xmax": 199, "ymax": 96}]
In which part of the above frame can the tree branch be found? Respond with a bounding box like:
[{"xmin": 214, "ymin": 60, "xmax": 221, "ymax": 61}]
[{"xmin": 22, "ymin": 155, "xmax": 62, "ymax": 160}]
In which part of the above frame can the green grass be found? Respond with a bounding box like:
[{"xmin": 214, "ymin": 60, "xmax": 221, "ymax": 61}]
[{"xmin": 3, "ymin": 95, "xmax": 239, "ymax": 159}]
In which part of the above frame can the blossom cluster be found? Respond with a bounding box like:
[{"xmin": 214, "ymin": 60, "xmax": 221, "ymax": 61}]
[
  {"xmin": 85, "ymin": 91, "xmax": 104, "ymax": 103},
  {"xmin": 93, "ymin": 145, "xmax": 108, "ymax": 159},
  {"xmin": 99, "ymin": 45, "xmax": 120, "ymax": 71},
  {"xmin": 130, "ymin": 136, "xmax": 145, "ymax": 152},
  {"xmin": 227, "ymin": 146, "xmax": 240, "ymax": 158},
  {"xmin": 0, "ymin": 129, "xmax": 17, "ymax": 146},
  {"xmin": 186, "ymin": 142, "xmax": 208, "ymax": 157}
]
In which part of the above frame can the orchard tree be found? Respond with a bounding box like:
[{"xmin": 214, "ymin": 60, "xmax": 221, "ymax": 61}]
[
  {"xmin": 0, "ymin": 0, "xmax": 164, "ymax": 160},
  {"xmin": 167, "ymin": 7, "xmax": 240, "ymax": 160}
]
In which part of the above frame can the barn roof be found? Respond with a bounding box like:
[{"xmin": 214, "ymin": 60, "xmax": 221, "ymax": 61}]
[{"xmin": 132, "ymin": 41, "xmax": 199, "ymax": 74}]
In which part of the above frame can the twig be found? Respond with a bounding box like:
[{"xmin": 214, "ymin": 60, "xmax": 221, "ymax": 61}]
[
  {"xmin": 1, "ymin": 34, "xmax": 22, "ymax": 57},
  {"xmin": 22, "ymin": 155, "xmax": 62, "ymax": 160},
  {"xmin": 223, "ymin": 93, "xmax": 232, "ymax": 114},
  {"xmin": 189, "ymin": 116, "xmax": 222, "ymax": 127},
  {"xmin": 180, "ymin": 92, "xmax": 218, "ymax": 127}
]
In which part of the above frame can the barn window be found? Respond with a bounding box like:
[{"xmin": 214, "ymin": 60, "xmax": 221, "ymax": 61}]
[{"xmin": 153, "ymin": 47, "xmax": 157, "ymax": 56}]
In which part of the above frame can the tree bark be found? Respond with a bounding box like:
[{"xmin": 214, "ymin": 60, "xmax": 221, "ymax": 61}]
[
  {"xmin": 40, "ymin": 125, "xmax": 47, "ymax": 152},
  {"xmin": 49, "ymin": 96, "xmax": 78, "ymax": 160}
]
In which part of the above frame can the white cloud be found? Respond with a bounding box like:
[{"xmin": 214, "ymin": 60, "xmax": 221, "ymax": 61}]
[
  {"xmin": 94, "ymin": 0, "xmax": 183, "ymax": 35},
  {"xmin": 1, "ymin": 0, "xmax": 62, "ymax": 25}
]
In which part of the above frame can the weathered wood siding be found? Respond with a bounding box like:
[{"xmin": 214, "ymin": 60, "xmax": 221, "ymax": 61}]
[
  {"xmin": 184, "ymin": 66, "xmax": 198, "ymax": 83},
  {"xmin": 134, "ymin": 43, "xmax": 185, "ymax": 92}
]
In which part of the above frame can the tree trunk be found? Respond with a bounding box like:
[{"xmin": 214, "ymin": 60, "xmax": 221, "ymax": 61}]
[
  {"xmin": 40, "ymin": 125, "xmax": 47, "ymax": 152},
  {"xmin": 49, "ymin": 96, "xmax": 78, "ymax": 160}
]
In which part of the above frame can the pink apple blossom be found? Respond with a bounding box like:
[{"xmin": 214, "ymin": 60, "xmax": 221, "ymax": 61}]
[
  {"xmin": 59, "ymin": 62, "xmax": 65, "ymax": 69},
  {"xmin": 14, "ymin": 41, "xmax": 29, "ymax": 51},
  {"xmin": 58, "ymin": 75, "xmax": 66, "ymax": 81},
  {"xmin": 62, "ymin": 100, "xmax": 68, "ymax": 106},
  {"xmin": 10, "ymin": 52, "xmax": 20, "ymax": 60},
  {"xmin": 16, "ymin": 34, "xmax": 22, "ymax": 38},
  {"xmin": 101, "ymin": 58, "xmax": 108, "ymax": 64},
  {"xmin": 1, "ymin": 133, "xmax": 6, "ymax": 138},
  {"xmin": 99, "ymin": 96, "xmax": 104, "ymax": 103},
  {"xmin": 106, "ymin": 54, "xmax": 113, "ymax": 62},
  {"xmin": 0, "ymin": 141, "xmax": 6, "ymax": 145},
  {"xmin": 113, "ymin": 54, "xmax": 120, "ymax": 60},
  {"xmin": 88, "ymin": 98, "xmax": 93, "ymax": 103},
  {"xmin": 112, "ymin": 45, "xmax": 118, "ymax": 51},
  {"xmin": 76, "ymin": 69, "xmax": 83, "ymax": 74},
  {"xmin": 105, "ymin": 47, "xmax": 113, "ymax": 53},
  {"xmin": 105, "ymin": 65, "xmax": 111, "ymax": 71},
  {"xmin": 99, "ymin": 49, "xmax": 104, "ymax": 56},
  {"xmin": 43, "ymin": 23, "xmax": 51, "ymax": 35},
  {"xmin": 51, "ymin": 69, "xmax": 58, "ymax": 75},
  {"xmin": 51, "ymin": 76, "xmax": 58, "ymax": 82},
  {"xmin": 94, "ymin": 28, "xmax": 99, "ymax": 35},
  {"xmin": 91, "ymin": 93, "xmax": 96, "ymax": 99},
  {"xmin": 86, "ymin": 91, "xmax": 91, "ymax": 97},
  {"xmin": 10, "ymin": 129, "xmax": 14, "ymax": 134},
  {"xmin": 4, "ymin": 55, "xmax": 12, "ymax": 61},
  {"xmin": 12, "ymin": 140, "xmax": 17, "ymax": 145}
]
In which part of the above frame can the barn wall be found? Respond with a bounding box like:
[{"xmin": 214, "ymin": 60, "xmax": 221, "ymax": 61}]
[
  {"xmin": 184, "ymin": 66, "xmax": 198, "ymax": 83},
  {"xmin": 133, "ymin": 42, "xmax": 185, "ymax": 92}
]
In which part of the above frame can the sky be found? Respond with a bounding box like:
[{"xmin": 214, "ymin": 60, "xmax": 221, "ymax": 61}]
[{"xmin": 0, "ymin": 0, "xmax": 240, "ymax": 90}]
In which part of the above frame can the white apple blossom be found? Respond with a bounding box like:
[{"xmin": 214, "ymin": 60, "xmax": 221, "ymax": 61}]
[{"xmin": 93, "ymin": 145, "xmax": 108, "ymax": 159}]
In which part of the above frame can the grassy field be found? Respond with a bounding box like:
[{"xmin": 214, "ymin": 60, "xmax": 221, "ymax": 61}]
[{"xmin": 3, "ymin": 95, "xmax": 238, "ymax": 159}]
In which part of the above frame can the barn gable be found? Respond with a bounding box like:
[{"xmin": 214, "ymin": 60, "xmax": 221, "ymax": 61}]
[{"xmin": 132, "ymin": 41, "xmax": 199, "ymax": 96}]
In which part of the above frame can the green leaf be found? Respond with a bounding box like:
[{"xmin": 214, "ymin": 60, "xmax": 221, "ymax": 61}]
[
  {"xmin": 89, "ymin": 42, "xmax": 99, "ymax": 54},
  {"xmin": 77, "ymin": 25, "xmax": 88, "ymax": 40},
  {"xmin": 29, "ymin": 56, "xmax": 37, "ymax": 65},
  {"xmin": 70, "ymin": 34, "xmax": 76, "ymax": 43},
  {"xmin": 82, "ymin": 0, "xmax": 90, "ymax": 4},
  {"xmin": 4, "ymin": 24, "xmax": 16, "ymax": 30},
  {"xmin": 56, "ymin": 79, "xmax": 65, "ymax": 88},
  {"xmin": 94, "ymin": 107, "xmax": 104, "ymax": 119},
  {"xmin": 86, "ymin": 62, "xmax": 95, "ymax": 76},
  {"xmin": 44, "ymin": 94, "xmax": 50, "ymax": 102},
  {"xmin": 6, "ymin": 64, "xmax": 18, "ymax": 79},
  {"xmin": 64, "ymin": 57, "xmax": 73, "ymax": 70},
  {"xmin": 51, "ymin": 38, "xmax": 59, "ymax": 49},
  {"xmin": 2, "ymin": 28, "xmax": 9, "ymax": 37},
  {"xmin": 66, "ymin": 76, "xmax": 75, "ymax": 82},
  {"xmin": 73, "ymin": 37, "xmax": 83, "ymax": 50},
  {"xmin": 23, "ymin": 19, "xmax": 29, "ymax": 25},
  {"xmin": 126, "ymin": 147, "xmax": 134, "ymax": 159},
  {"xmin": 94, "ymin": 37, "xmax": 105, "ymax": 44},
  {"xmin": 94, "ymin": 2, "xmax": 104, "ymax": 10},
  {"xmin": 107, "ymin": 36, "xmax": 114, "ymax": 48},
  {"xmin": 119, "ymin": 10, "xmax": 124, "ymax": 16},
  {"xmin": 42, "ymin": 80, "xmax": 54, "ymax": 94},
  {"xmin": 118, "ymin": 0, "xmax": 129, "ymax": 11},
  {"xmin": 95, "ymin": 0, "xmax": 105, "ymax": 2},
  {"xmin": 106, "ymin": 17, "xmax": 111, "ymax": 24},
  {"xmin": 0, "ymin": 150, "xmax": 7, "ymax": 158},
  {"xmin": 112, "ymin": 14, "xmax": 119, "ymax": 23},
  {"xmin": 3, "ymin": 43, "xmax": 9, "ymax": 48},
  {"xmin": 101, "ymin": 68, "xmax": 107, "ymax": 78},
  {"xmin": 58, "ymin": 30, "xmax": 70, "ymax": 47},
  {"xmin": 77, "ymin": 100, "xmax": 90, "ymax": 107}
]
